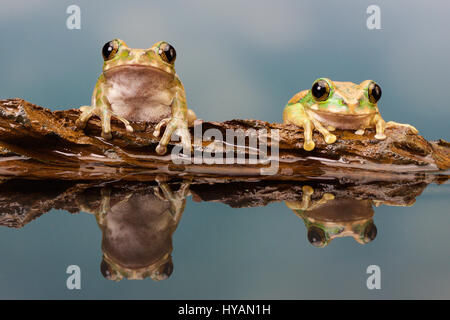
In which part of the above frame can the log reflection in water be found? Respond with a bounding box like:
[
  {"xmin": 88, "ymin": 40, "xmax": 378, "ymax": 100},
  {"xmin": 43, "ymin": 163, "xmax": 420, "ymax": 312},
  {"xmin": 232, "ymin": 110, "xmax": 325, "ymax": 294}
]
[{"xmin": 0, "ymin": 173, "xmax": 447, "ymax": 279}]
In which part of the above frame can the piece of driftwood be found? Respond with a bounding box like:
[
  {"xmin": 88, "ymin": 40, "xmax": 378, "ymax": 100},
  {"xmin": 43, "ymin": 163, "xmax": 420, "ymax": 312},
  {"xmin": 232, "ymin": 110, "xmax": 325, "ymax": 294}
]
[
  {"xmin": 0, "ymin": 173, "xmax": 446, "ymax": 228},
  {"xmin": 0, "ymin": 98, "xmax": 449, "ymax": 181}
]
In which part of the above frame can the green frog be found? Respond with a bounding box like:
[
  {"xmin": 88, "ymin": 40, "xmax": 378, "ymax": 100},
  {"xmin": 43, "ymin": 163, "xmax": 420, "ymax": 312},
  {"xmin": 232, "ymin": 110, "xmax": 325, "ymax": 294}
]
[
  {"xmin": 75, "ymin": 39, "xmax": 196, "ymax": 155},
  {"xmin": 283, "ymin": 78, "xmax": 418, "ymax": 151},
  {"xmin": 286, "ymin": 186, "xmax": 377, "ymax": 247}
]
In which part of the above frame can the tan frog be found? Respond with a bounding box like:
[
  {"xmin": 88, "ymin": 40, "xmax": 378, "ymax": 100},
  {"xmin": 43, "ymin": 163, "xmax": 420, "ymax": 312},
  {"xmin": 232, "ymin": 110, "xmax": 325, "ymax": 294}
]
[
  {"xmin": 75, "ymin": 39, "xmax": 196, "ymax": 154},
  {"xmin": 78, "ymin": 179, "xmax": 190, "ymax": 281}
]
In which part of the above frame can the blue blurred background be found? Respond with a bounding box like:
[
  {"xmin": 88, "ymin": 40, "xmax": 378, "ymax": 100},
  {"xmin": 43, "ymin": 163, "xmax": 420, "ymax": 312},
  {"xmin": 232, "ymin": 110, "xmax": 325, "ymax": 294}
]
[
  {"xmin": 1, "ymin": 0, "xmax": 449, "ymax": 139},
  {"xmin": 0, "ymin": 0, "xmax": 449, "ymax": 299}
]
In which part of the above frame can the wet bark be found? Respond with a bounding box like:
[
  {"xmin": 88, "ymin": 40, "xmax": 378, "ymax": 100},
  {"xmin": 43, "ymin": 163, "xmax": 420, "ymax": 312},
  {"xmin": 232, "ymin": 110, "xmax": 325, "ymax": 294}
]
[{"xmin": 0, "ymin": 98, "xmax": 449, "ymax": 181}]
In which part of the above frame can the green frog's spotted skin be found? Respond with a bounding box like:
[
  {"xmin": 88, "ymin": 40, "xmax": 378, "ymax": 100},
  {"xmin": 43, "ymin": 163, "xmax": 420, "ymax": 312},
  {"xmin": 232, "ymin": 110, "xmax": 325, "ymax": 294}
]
[
  {"xmin": 283, "ymin": 78, "xmax": 418, "ymax": 151},
  {"xmin": 75, "ymin": 39, "xmax": 196, "ymax": 155}
]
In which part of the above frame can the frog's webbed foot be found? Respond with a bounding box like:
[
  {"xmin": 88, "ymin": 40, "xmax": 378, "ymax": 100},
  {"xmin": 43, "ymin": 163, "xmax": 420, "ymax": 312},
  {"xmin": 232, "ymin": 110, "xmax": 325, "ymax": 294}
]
[
  {"xmin": 153, "ymin": 117, "xmax": 191, "ymax": 155},
  {"xmin": 289, "ymin": 117, "xmax": 336, "ymax": 151},
  {"xmin": 386, "ymin": 121, "xmax": 419, "ymax": 134},
  {"xmin": 75, "ymin": 105, "xmax": 134, "ymax": 140}
]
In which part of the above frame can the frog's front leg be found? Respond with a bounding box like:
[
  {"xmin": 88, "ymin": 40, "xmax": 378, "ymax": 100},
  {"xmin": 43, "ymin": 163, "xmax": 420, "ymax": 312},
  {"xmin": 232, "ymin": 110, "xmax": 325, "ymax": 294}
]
[
  {"xmin": 153, "ymin": 91, "xmax": 193, "ymax": 155},
  {"xmin": 371, "ymin": 113, "xmax": 387, "ymax": 140},
  {"xmin": 153, "ymin": 176, "xmax": 191, "ymax": 222},
  {"xmin": 285, "ymin": 185, "xmax": 335, "ymax": 213},
  {"xmin": 283, "ymin": 103, "xmax": 336, "ymax": 151},
  {"xmin": 75, "ymin": 86, "xmax": 133, "ymax": 140},
  {"xmin": 77, "ymin": 187, "xmax": 112, "ymax": 227}
]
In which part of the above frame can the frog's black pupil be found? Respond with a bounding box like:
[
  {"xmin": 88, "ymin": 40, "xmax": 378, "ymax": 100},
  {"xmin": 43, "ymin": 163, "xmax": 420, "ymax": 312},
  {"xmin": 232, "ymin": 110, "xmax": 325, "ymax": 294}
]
[
  {"xmin": 364, "ymin": 222, "xmax": 378, "ymax": 242},
  {"xmin": 102, "ymin": 41, "xmax": 114, "ymax": 60},
  {"xmin": 312, "ymin": 80, "xmax": 329, "ymax": 100},
  {"xmin": 370, "ymin": 83, "xmax": 382, "ymax": 103},
  {"xmin": 307, "ymin": 226, "xmax": 326, "ymax": 247},
  {"xmin": 161, "ymin": 43, "xmax": 176, "ymax": 63}
]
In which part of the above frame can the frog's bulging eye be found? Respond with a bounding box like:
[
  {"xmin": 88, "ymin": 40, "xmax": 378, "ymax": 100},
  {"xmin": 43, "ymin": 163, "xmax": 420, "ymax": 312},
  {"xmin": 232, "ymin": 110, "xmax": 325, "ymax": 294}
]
[
  {"xmin": 158, "ymin": 43, "xmax": 176, "ymax": 64},
  {"xmin": 102, "ymin": 40, "xmax": 118, "ymax": 61},
  {"xmin": 368, "ymin": 82, "xmax": 382, "ymax": 104},
  {"xmin": 100, "ymin": 259, "xmax": 113, "ymax": 279},
  {"xmin": 307, "ymin": 226, "xmax": 326, "ymax": 247},
  {"xmin": 311, "ymin": 79, "xmax": 330, "ymax": 102},
  {"xmin": 363, "ymin": 221, "xmax": 377, "ymax": 243}
]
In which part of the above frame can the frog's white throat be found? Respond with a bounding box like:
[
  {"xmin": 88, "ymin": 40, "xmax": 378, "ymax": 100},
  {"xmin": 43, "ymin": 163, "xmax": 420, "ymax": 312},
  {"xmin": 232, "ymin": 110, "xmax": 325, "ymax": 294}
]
[{"xmin": 104, "ymin": 65, "xmax": 175, "ymax": 123}]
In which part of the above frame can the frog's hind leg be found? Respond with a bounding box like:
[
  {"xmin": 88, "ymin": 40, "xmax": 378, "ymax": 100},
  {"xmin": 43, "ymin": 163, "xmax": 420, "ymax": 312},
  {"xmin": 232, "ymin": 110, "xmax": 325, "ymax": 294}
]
[{"xmin": 386, "ymin": 121, "xmax": 419, "ymax": 134}]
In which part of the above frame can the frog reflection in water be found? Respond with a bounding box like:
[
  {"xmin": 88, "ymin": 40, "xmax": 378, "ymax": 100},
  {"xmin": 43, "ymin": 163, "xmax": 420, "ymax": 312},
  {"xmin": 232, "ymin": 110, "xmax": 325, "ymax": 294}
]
[
  {"xmin": 285, "ymin": 186, "xmax": 378, "ymax": 247},
  {"xmin": 78, "ymin": 179, "xmax": 190, "ymax": 281},
  {"xmin": 283, "ymin": 78, "xmax": 418, "ymax": 151},
  {"xmin": 75, "ymin": 39, "xmax": 196, "ymax": 155}
]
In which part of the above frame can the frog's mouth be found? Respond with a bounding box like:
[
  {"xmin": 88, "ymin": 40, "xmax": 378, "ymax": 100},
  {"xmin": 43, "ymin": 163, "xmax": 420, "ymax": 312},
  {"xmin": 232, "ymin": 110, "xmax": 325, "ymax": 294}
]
[
  {"xmin": 104, "ymin": 64, "xmax": 175, "ymax": 77},
  {"xmin": 308, "ymin": 109, "xmax": 376, "ymax": 130}
]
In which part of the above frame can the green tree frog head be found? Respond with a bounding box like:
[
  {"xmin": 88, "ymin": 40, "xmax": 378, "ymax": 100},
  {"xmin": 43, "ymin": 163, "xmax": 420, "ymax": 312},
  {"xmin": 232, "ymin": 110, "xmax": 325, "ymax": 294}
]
[{"xmin": 307, "ymin": 78, "xmax": 382, "ymax": 115}]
